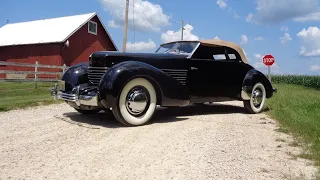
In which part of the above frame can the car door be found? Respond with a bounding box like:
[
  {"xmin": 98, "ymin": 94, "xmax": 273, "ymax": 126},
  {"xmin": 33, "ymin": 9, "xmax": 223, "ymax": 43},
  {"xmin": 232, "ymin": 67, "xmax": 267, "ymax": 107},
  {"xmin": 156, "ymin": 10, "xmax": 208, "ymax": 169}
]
[
  {"xmin": 187, "ymin": 46, "xmax": 226, "ymax": 100},
  {"xmin": 208, "ymin": 59, "xmax": 249, "ymax": 98},
  {"xmin": 187, "ymin": 58, "xmax": 219, "ymax": 99},
  {"xmin": 187, "ymin": 45, "xmax": 250, "ymax": 100},
  {"xmin": 220, "ymin": 48, "xmax": 253, "ymax": 98}
]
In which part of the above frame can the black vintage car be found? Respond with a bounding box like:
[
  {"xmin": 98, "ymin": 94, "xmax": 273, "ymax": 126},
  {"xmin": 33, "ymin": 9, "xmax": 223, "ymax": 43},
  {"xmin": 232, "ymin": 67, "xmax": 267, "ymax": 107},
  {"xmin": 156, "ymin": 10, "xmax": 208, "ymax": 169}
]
[{"xmin": 52, "ymin": 39, "xmax": 276, "ymax": 126}]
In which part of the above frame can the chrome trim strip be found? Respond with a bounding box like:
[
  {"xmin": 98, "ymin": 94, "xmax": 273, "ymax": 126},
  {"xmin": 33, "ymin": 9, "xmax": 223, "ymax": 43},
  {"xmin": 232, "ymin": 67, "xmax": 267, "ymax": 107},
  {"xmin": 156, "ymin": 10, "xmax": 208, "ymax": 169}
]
[
  {"xmin": 88, "ymin": 66, "xmax": 108, "ymax": 86},
  {"xmin": 56, "ymin": 92, "xmax": 99, "ymax": 106},
  {"xmin": 88, "ymin": 70, "xmax": 108, "ymax": 73},
  {"xmin": 88, "ymin": 67, "xmax": 109, "ymax": 70},
  {"xmin": 88, "ymin": 74, "xmax": 104, "ymax": 77},
  {"xmin": 52, "ymin": 84, "xmax": 99, "ymax": 107},
  {"xmin": 161, "ymin": 69, "xmax": 188, "ymax": 86}
]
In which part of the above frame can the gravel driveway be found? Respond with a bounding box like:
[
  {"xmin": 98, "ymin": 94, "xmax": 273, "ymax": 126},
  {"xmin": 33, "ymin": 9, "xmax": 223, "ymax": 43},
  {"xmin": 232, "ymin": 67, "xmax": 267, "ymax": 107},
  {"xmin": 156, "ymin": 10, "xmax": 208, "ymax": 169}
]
[{"xmin": 0, "ymin": 101, "xmax": 318, "ymax": 180}]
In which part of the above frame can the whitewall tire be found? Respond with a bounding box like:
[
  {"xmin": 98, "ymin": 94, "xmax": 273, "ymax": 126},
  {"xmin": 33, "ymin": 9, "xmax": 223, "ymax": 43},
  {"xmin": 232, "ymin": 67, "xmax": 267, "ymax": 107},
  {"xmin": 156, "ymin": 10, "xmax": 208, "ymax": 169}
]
[
  {"xmin": 243, "ymin": 82, "xmax": 266, "ymax": 114},
  {"xmin": 112, "ymin": 78, "xmax": 157, "ymax": 126}
]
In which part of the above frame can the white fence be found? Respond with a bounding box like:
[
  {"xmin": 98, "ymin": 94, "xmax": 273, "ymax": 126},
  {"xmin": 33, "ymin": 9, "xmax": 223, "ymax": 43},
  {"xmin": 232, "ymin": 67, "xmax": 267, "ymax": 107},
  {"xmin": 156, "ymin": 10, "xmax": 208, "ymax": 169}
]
[{"xmin": 0, "ymin": 61, "xmax": 68, "ymax": 88}]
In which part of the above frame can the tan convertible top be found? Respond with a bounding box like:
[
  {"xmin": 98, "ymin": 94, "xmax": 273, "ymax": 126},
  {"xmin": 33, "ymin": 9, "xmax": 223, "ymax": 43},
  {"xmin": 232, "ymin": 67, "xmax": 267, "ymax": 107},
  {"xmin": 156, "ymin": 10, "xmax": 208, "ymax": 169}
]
[
  {"xmin": 199, "ymin": 39, "xmax": 248, "ymax": 64},
  {"xmin": 161, "ymin": 39, "xmax": 248, "ymax": 64}
]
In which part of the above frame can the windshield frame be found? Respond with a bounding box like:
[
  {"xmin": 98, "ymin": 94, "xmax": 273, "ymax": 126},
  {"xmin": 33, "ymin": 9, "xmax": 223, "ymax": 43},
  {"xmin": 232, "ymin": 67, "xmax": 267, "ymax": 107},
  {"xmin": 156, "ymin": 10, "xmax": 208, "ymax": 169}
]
[
  {"xmin": 155, "ymin": 41, "xmax": 200, "ymax": 57},
  {"xmin": 155, "ymin": 42, "xmax": 177, "ymax": 53}
]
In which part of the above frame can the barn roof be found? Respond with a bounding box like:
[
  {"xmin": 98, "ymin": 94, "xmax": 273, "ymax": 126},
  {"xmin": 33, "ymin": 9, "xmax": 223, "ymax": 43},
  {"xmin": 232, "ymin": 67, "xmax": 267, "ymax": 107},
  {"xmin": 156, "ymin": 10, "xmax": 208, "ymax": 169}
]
[{"xmin": 0, "ymin": 12, "xmax": 118, "ymax": 50}]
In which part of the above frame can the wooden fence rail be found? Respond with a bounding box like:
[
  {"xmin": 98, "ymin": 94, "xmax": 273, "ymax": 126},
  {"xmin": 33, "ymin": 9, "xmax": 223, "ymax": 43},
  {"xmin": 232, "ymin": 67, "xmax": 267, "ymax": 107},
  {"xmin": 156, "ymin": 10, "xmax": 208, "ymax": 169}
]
[{"xmin": 0, "ymin": 61, "xmax": 68, "ymax": 88}]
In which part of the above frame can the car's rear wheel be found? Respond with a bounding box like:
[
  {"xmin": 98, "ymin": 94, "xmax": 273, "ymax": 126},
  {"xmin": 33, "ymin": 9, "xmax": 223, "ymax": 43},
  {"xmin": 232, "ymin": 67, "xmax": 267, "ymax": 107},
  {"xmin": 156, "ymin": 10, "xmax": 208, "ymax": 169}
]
[
  {"xmin": 243, "ymin": 82, "xmax": 266, "ymax": 114},
  {"xmin": 112, "ymin": 78, "xmax": 157, "ymax": 126}
]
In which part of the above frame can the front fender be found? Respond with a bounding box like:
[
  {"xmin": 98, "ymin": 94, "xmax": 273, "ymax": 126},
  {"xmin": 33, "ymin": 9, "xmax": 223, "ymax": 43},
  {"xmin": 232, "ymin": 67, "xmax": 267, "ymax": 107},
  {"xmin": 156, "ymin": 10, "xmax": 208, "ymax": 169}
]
[
  {"xmin": 98, "ymin": 61, "xmax": 190, "ymax": 108},
  {"xmin": 61, "ymin": 62, "xmax": 89, "ymax": 93},
  {"xmin": 242, "ymin": 69, "xmax": 274, "ymax": 98}
]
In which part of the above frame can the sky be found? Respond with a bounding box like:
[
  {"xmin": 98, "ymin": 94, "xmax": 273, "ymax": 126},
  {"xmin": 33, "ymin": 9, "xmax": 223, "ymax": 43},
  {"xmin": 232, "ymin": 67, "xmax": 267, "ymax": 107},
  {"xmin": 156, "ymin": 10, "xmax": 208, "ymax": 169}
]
[{"xmin": 1, "ymin": 0, "xmax": 320, "ymax": 75}]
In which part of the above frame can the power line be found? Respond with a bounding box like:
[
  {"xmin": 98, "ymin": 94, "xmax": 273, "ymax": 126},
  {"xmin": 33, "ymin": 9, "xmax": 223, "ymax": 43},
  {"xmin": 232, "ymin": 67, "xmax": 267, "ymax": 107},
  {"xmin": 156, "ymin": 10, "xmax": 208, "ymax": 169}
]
[{"xmin": 134, "ymin": 3, "xmax": 154, "ymax": 31}]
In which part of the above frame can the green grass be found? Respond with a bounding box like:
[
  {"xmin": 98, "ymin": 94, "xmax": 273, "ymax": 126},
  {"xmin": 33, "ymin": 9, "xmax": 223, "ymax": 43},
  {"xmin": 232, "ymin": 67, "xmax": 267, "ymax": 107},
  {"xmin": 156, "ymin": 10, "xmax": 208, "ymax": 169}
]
[
  {"xmin": 271, "ymin": 75, "xmax": 320, "ymax": 89},
  {"xmin": 0, "ymin": 82, "xmax": 62, "ymax": 111},
  {"xmin": 266, "ymin": 83, "xmax": 320, "ymax": 166}
]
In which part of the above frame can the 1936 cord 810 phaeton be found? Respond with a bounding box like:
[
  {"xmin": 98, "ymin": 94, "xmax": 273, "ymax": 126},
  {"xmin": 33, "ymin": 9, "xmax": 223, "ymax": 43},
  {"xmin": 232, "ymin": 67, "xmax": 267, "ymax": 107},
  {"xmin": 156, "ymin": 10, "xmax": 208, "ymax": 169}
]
[{"xmin": 52, "ymin": 39, "xmax": 276, "ymax": 126}]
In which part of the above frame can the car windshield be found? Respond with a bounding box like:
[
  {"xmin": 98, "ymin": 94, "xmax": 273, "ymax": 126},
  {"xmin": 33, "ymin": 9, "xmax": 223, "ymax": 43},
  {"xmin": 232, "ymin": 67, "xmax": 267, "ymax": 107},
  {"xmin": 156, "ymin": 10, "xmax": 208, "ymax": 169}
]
[
  {"xmin": 155, "ymin": 43, "xmax": 176, "ymax": 53},
  {"xmin": 155, "ymin": 42, "xmax": 199, "ymax": 55}
]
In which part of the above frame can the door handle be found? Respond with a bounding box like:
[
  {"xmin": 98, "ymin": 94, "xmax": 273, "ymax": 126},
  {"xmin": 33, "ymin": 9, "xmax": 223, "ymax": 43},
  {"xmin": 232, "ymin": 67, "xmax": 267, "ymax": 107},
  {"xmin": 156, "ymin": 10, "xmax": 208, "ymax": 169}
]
[{"xmin": 191, "ymin": 67, "xmax": 198, "ymax": 70}]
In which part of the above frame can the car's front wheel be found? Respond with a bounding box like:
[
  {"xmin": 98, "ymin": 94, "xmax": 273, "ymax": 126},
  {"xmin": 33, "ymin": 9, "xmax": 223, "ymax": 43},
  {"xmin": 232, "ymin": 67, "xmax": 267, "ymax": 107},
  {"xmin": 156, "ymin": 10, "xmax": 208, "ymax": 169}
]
[
  {"xmin": 243, "ymin": 82, "xmax": 266, "ymax": 114},
  {"xmin": 112, "ymin": 78, "xmax": 157, "ymax": 126}
]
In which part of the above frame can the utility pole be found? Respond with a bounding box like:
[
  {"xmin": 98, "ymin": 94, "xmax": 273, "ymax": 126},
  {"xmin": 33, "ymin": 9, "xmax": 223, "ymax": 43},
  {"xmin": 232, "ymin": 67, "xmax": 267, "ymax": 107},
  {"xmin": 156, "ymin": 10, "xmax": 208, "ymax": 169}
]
[
  {"xmin": 122, "ymin": 0, "xmax": 129, "ymax": 52},
  {"xmin": 181, "ymin": 20, "xmax": 184, "ymax": 40}
]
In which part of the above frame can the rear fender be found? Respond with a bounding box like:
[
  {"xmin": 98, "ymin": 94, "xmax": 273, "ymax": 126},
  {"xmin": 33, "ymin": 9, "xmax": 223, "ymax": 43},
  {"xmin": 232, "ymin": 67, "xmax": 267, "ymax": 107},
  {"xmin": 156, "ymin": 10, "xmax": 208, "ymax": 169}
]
[
  {"xmin": 98, "ymin": 61, "xmax": 191, "ymax": 108},
  {"xmin": 241, "ymin": 69, "xmax": 274, "ymax": 99}
]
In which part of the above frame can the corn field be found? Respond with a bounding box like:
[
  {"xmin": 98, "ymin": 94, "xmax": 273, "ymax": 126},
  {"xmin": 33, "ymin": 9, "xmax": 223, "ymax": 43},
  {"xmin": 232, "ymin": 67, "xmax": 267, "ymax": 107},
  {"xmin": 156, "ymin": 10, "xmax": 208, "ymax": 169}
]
[{"xmin": 271, "ymin": 75, "xmax": 320, "ymax": 89}]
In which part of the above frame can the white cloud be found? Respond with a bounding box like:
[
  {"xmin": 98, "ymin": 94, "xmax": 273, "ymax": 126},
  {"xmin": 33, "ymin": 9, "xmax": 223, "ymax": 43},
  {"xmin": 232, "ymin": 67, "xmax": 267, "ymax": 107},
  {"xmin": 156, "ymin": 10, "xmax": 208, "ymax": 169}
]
[
  {"xmin": 297, "ymin": 27, "xmax": 320, "ymax": 56},
  {"xmin": 108, "ymin": 20, "xmax": 120, "ymax": 28},
  {"xmin": 254, "ymin": 37, "xmax": 264, "ymax": 41},
  {"xmin": 100, "ymin": 0, "xmax": 170, "ymax": 32},
  {"xmin": 280, "ymin": 25, "xmax": 289, "ymax": 31},
  {"xmin": 240, "ymin": 35, "xmax": 248, "ymax": 44},
  {"xmin": 217, "ymin": 0, "xmax": 227, "ymax": 8},
  {"xmin": 253, "ymin": 62, "xmax": 265, "ymax": 69},
  {"xmin": 161, "ymin": 24, "xmax": 199, "ymax": 43},
  {"xmin": 310, "ymin": 65, "xmax": 320, "ymax": 72},
  {"xmin": 226, "ymin": 7, "xmax": 240, "ymax": 19},
  {"xmin": 246, "ymin": 13, "xmax": 254, "ymax": 23},
  {"xmin": 213, "ymin": 36, "xmax": 220, "ymax": 40},
  {"xmin": 126, "ymin": 39, "xmax": 156, "ymax": 52},
  {"xmin": 280, "ymin": 33, "xmax": 292, "ymax": 44},
  {"xmin": 294, "ymin": 11, "xmax": 320, "ymax": 22},
  {"xmin": 247, "ymin": 0, "xmax": 320, "ymax": 23},
  {"xmin": 232, "ymin": 11, "xmax": 240, "ymax": 19},
  {"xmin": 254, "ymin": 53, "xmax": 262, "ymax": 60}
]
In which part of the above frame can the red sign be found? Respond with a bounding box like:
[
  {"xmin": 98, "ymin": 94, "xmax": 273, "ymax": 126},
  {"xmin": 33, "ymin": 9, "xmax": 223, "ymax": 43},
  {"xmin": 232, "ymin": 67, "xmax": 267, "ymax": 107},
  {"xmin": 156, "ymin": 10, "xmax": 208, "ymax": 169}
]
[{"xmin": 263, "ymin": 54, "xmax": 275, "ymax": 66}]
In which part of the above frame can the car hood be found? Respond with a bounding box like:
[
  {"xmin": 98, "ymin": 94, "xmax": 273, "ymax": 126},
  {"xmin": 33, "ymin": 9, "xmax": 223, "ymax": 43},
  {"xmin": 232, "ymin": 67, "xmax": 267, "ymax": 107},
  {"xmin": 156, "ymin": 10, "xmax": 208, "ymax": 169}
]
[
  {"xmin": 90, "ymin": 51, "xmax": 190, "ymax": 67},
  {"xmin": 91, "ymin": 51, "xmax": 189, "ymax": 59}
]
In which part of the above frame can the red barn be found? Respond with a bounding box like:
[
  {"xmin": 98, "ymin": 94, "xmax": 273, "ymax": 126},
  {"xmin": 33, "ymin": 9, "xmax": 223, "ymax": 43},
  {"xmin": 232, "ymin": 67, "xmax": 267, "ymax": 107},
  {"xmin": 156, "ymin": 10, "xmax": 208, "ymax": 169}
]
[{"xmin": 0, "ymin": 12, "xmax": 118, "ymax": 79}]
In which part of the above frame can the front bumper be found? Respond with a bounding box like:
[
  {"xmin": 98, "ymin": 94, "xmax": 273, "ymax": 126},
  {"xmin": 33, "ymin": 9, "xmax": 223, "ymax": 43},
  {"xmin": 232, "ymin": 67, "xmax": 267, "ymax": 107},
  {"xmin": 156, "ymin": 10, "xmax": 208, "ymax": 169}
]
[{"xmin": 51, "ymin": 82, "xmax": 99, "ymax": 107}]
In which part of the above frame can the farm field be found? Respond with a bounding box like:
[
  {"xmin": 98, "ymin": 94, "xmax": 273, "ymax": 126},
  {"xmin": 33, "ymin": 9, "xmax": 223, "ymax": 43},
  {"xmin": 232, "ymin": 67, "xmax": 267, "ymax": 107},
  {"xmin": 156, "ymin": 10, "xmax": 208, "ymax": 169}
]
[
  {"xmin": 271, "ymin": 75, "xmax": 320, "ymax": 89},
  {"xmin": 266, "ymin": 82, "xmax": 320, "ymax": 167}
]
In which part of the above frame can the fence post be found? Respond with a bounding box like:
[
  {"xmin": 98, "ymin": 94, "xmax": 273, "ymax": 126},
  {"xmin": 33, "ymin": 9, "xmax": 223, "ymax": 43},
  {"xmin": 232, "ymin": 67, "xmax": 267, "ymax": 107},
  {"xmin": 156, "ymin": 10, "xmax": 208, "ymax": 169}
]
[{"xmin": 34, "ymin": 61, "xmax": 38, "ymax": 89}]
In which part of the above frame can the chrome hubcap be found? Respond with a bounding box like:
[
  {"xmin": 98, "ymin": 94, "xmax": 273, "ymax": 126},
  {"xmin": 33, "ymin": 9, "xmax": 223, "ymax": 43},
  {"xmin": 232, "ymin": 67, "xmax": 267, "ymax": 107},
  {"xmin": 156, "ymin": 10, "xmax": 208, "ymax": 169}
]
[
  {"xmin": 252, "ymin": 88, "xmax": 263, "ymax": 107},
  {"xmin": 125, "ymin": 86, "xmax": 149, "ymax": 116}
]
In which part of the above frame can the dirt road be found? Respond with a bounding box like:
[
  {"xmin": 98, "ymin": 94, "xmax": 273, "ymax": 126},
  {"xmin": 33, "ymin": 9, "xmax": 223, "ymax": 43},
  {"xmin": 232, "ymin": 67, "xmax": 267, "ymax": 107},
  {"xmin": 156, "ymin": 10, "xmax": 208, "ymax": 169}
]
[{"xmin": 0, "ymin": 102, "xmax": 317, "ymax": 179}]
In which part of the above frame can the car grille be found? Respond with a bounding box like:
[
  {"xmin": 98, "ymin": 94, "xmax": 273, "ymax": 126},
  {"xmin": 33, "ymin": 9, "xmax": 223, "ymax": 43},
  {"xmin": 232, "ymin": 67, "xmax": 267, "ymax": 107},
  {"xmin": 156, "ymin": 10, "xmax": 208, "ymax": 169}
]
[
  {"xmin": 161, "ymin": 69, "xmax": 187, "ymax": 85},
  {"xmin": 88, "ymin": 66, "xmax": 108, "ymax": 86}
]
